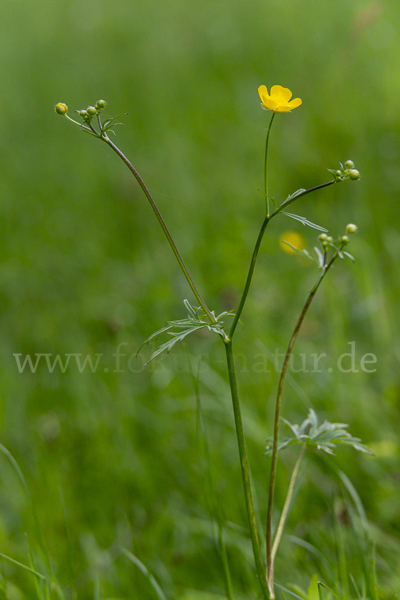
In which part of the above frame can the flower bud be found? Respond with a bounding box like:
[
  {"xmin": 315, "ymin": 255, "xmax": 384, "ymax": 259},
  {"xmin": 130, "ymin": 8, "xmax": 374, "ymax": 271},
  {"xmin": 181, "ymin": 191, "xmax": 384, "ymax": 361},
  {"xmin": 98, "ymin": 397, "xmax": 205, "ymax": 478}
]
[
  {"xmin": 345, "ymin": 160, "xmax": 355, "ymax": 169},
  {"xmin": 79, "ymin": 110, "xmax": 88, "ymax": 118},
  {"xmin": 326, "ymin": 236, "xmax": 333, "ymax": 243},
  {"xmin": 335, "ymin": 170, "xmax": 342, "ymax": 177},
  {"xmin": 340, "ymin": 235, "xmax": 349, "ymax": 245},
  {"xmin": 346, "ymin": 223, "xmax": 358, "ymax": 234},
  {"xmin": 319, "ymin": 233, "xmax": 328, "ymax": 242},
  {"xmin": 348, "ymin": 169, "xmax": 360, "ymax": 180},
  {"xmin": 96, "ymin": 99, "xmax": 106, "ymax": 109},
  {"xmin": 55, "ymin": 103, "xmax": 68, "ymax": 115},
  {"xmin": 86, "ymin": 106, "xmax": 97, "ymax": 116}
]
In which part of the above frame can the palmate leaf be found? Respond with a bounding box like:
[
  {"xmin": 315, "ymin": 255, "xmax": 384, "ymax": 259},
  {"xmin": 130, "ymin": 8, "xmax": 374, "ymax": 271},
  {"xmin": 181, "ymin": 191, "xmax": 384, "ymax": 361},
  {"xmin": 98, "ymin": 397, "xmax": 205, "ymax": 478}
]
[
  {"xmin": 265, "ymin": 409, "xmax": 374, "ymax": 456},
  {"xmin": 137, "ymin": 300, "xmax": 232, "ymax": 365}
]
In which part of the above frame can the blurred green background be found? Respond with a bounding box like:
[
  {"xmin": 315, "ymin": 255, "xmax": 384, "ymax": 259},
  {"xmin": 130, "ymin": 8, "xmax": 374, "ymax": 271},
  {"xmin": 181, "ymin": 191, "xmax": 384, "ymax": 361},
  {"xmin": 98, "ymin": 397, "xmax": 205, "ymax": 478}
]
[{"xmin": 1, "ymin": 0, "xmax": 400, "ymax": 597}]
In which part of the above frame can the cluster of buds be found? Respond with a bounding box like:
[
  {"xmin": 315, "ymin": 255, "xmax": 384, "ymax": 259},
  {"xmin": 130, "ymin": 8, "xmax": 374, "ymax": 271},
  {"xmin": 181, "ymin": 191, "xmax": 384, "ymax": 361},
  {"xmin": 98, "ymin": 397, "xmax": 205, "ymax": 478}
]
[
  {"xmin": 319, "ymin": 223, "xmax": 358, "ymax": 251},
  {"xmin": 327, "ymin": 160, "xmax": 360, "ymax": 182},
  {"xmin": 76, "ymin": 99, "xmax": 107, "ymax": 124}
]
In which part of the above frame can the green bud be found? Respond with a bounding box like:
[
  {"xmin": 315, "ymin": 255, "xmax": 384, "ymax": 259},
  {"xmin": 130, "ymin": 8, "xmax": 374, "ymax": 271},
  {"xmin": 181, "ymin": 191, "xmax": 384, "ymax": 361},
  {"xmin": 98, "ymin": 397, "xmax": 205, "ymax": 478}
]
[
  {"xmin": 349, "ymin": 169, "xmax": 360, "ymax": 180},
  {"xmin": 86, "ymin": 106, "xmax": 97, "ymax": 116},
  {"xmin": 79, "ymin": 110, "xmax": 88, "ymax": 118},
  {"xmin": 319, "ymin": 233, "xmax": 328, "ymax": 242},
  {"xmin": 345, "ymin": 160, "xmax": 355, "ymax": 169},
  {"xmin": 335, "ymin": 170, "xmax": 342, "ymax": 177},
  {"xmin": 346, "ymin": 223, "xmax": 358, "ymax": 234},
  {"xmin": 340, "ymin": 235, "xmax": 349, "ymax": 245},
  {"xmin": 55, "ymin": 103, "xmax": 68, "ymax": 115},
  {"xmin": 326, "ymin": 236, "xmax": 333, "ymax": 243},
  {"xmin": 96, "ymin": 99, "xmax": 106, "ymax": 109}
]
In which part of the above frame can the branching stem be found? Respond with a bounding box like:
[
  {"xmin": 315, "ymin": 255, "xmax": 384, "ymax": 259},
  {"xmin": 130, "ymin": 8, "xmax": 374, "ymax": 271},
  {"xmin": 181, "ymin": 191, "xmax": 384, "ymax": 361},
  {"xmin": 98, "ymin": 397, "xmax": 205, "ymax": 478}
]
[{"xmin": 266, "ymin": 252, "xmax": 338, "ymax": 595}]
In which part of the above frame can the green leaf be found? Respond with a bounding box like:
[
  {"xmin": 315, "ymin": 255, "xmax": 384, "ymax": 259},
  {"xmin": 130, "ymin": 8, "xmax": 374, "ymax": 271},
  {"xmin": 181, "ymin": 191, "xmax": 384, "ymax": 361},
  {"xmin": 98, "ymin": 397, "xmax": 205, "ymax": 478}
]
[
  {"xmin": 313, "ymin": 246, "xmax": 325, "ymax": 268},
  {"xmin": 274, "ymin": 583, "xmax": 308, "ymax": 600},
  {"xmin": 285, "ymin": 188, "xmax": 307, "ymax": 202},
  {"xmin": 102, "ymin": 113, "xmax": 128, "ymax": 131},
  {"xmin": 265, "ymin": 409, "xmax": 374, "ymax": 456},
  {"xmin": 281, "ymin": 211, "xmax": 328, "ymax": 232},
  {"xmin": 281, "ymin": 241, "xmax": 318, "ymax": 263},
  {"xmin": 343, "ymin": 251, "xmax": 355, "ymax": 262},
  {"xmin": 121, "ymin": 548, "xmax": 167, "ymax": 600},
  {"xmin": 318, "ymin": 582, "xmax": 341, "ymax": 600},
  {"xmin": 138, "ymin": 300, "xmax": 230, "ymax": 365}
]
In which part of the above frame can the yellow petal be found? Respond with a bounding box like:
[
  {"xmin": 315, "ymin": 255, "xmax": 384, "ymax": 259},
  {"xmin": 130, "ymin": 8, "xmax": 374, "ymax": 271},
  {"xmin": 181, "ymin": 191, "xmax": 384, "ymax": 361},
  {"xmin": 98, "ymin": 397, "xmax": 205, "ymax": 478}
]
[
  {"xmin": 258, "ymin": 85, "xmax": 269, "ymax": 101},
  {"xmin": 262, "ymin": 98, "xmax": 278, "ymax": 111},
  {"xmin": 288, "ymin": 98, "xmax": 302, "ymax": 109},
  {"xmin": 271, "ymin": 85, "xmax": 292, "ymax": 102},
  {"xmin": 275, "ymin": 105, "xmax": 292, "ymax": 112}
]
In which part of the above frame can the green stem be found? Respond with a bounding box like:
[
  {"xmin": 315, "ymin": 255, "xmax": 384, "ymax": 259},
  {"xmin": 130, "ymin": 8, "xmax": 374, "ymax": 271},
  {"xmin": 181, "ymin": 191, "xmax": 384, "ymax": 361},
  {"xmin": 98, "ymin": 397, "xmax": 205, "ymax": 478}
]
[
  {"xmin": 229, "ymin": 114, "xmax": 276, "ymax": 339},
  {"xmin": 269, "ymin": 180, "xmax": 336, "ymax": 218},
  {"xmin": 266, "ymin": 253, "xmax": 338, "ymax": 595},
  {"xmin": 270, "ymin": 446, "xmax": 305, "ymax": 565},
  {"xmin": 224, "ymin": 340, "xmax": 271, "ymax": 600},
  {"xmin": 229, "ymin": 215, "xmax": 270, "ymax": 339},
  {"xmin": 228, "ymin": 179, "xmax": 337, "ymax": 341},
  {"xmin": 102, "ymin": 134, "xmax": 217, "ymax": 325},
  {"xmin": 264, "ymin": 113, "xmax": 276, "ymax": 215}
]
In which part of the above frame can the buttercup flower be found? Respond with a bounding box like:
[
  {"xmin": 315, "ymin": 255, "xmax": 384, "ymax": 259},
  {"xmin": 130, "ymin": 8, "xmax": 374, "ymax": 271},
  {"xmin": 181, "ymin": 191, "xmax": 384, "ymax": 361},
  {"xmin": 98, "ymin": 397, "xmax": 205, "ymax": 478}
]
[
  {"xmin": 258, "ymin": 85, "xmax": 302, "ymax": 113},
  {"xmin": 279, "ymin": 230, "xmax": 306, "ymax": 254}
]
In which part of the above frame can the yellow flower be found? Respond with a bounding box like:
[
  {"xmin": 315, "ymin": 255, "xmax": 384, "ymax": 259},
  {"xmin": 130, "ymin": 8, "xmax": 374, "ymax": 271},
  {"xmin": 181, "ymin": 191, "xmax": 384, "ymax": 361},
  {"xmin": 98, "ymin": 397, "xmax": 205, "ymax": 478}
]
[
  {"xmin": 258, "ymin": 85, "xmax": 302, "ymax": 113},
  {"xmin": 279, "ymin": 231, "xmax": 306, "ymax": 254}
]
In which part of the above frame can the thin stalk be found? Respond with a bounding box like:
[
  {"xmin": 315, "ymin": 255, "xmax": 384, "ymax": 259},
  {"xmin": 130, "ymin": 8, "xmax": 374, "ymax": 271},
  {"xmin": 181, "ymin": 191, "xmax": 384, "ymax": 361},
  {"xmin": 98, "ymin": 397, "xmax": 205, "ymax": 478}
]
[
  {"xmin": 264, "ymin": 113, "xmax": 276, "ymax": 215},
  {"xmin": 270, "ymin": 180, "xmax": 336, "ymax": 218},
  {"xmin": 224, "ymin": 340, "xmax": 271, "ymax": 600},
  {"xmin": 229, "ymin": 175, "xmax": 335, "ymax": 342},
  {"xmin": 229, "ymin": 113, "xmax": 276, "ymax": 339},
  {"xmin": 266, "ymin": 253, "xmax": 338, "ymax": 595},
  {"xmin": 229, "ymin": 215, "xmax": 270, "ymax": 339},
  {"xmin": 270, "ymin": 446, "xmax": 305, "ymax": 565},
  {"xmin": 102, "ymin": 134, "xmax": 217, "ymax": 325}
]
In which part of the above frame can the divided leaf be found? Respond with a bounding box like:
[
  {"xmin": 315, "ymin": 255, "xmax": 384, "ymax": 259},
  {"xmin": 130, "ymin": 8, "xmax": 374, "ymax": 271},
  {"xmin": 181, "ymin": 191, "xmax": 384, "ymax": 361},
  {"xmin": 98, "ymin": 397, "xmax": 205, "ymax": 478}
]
[
  {"xmin": 281, "ymin": 211, "xmax": 328, "ymax": 233},
  {"xmin": 265, "ymin": 409, "xmax": 374, "ymax": 456},
  {"xmin": 137, "ymin": 300, "xmax": 232, "ymax": 365}
]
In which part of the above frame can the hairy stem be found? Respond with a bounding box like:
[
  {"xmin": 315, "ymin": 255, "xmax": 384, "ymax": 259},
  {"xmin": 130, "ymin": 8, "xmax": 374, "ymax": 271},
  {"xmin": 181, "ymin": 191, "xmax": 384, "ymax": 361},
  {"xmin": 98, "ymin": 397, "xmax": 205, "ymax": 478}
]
[{"xmin": 225, "ymin": 340, "xmax": 271, "ymax": 600}]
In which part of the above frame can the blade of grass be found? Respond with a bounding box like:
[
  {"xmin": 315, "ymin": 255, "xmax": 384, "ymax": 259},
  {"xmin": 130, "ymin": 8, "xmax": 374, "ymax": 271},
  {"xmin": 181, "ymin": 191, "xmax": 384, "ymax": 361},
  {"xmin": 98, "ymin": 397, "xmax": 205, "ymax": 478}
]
[
  {"xmin": 190, "ymin": 355, "xmax": 234, "ymax": 600},
  {"xmin": 0, "ymin": 444, "xmax": 53, "ymax": 578},
  {"xmin": 121, "ymin": 548, "xmax": 167, "ymax": 600},
  {"xmin": 0, "ymin": 554, "xmax": 46, "ymax": 581},
  {"xmin": 318, "ymin": 582, "xmax": 340, "ymax": 600}
]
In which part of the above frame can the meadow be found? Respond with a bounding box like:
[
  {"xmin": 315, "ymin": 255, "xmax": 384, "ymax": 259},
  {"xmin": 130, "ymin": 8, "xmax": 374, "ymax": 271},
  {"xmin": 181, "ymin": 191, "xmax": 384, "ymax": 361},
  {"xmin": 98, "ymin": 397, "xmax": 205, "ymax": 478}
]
[{"xmin": 0, "ymin": 0, "xmax": 400, "ymax": 597}]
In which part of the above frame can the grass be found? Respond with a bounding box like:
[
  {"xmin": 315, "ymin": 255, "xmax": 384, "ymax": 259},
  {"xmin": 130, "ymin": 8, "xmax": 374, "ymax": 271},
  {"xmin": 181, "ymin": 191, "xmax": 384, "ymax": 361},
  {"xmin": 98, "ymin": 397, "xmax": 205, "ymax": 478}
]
[{"xmin": 1, "ymin": 0, "xmax": 400, "ymax": 597}]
